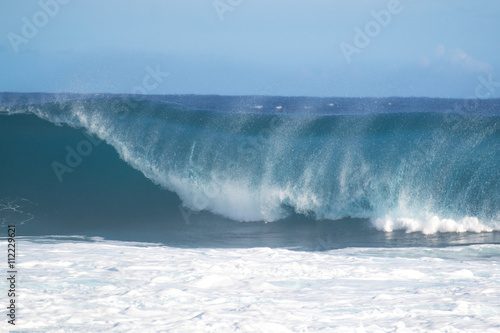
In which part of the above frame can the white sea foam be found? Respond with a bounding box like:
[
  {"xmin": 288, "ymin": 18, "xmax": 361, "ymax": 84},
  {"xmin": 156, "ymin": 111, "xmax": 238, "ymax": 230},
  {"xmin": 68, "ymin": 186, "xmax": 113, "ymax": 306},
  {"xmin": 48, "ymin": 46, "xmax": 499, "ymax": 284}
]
[
  {"xmin": 373, "ymin": 214, "xmax": 495, "ymax": 234},
  {"xmin": 4, "ymin": 238, "xmax": 500, "ymax": 332}
]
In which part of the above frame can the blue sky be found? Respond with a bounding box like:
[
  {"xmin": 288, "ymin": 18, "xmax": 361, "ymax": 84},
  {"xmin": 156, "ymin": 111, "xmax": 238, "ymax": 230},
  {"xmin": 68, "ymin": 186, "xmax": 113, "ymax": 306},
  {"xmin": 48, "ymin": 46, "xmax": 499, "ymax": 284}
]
[{"xmin": 1, "ymin": 0, "xmax": 499, "ymax": 97}]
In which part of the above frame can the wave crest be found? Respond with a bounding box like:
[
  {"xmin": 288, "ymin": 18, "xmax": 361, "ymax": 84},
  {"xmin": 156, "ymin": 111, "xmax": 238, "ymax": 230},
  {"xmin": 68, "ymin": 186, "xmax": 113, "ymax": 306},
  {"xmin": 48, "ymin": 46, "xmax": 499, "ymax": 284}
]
[{"xmin": 2, "ymin": 96, "xmax": 499, "ymax": 233}]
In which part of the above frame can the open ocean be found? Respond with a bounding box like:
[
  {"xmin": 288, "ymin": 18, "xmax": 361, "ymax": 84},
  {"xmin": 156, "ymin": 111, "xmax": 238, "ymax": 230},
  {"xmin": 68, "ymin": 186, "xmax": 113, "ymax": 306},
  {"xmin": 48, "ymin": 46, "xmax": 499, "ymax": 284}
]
[{"xmin": 1, "ymin": 92, "xmax": 499, "ymax": 332}]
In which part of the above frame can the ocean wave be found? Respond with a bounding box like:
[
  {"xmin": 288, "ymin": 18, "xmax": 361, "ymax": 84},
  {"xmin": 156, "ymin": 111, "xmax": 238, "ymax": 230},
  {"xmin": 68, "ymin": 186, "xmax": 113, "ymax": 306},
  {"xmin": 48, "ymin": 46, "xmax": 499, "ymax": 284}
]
[{"xmin": 1, "ymin": 95, "xmax": 499, "ymax": 233}]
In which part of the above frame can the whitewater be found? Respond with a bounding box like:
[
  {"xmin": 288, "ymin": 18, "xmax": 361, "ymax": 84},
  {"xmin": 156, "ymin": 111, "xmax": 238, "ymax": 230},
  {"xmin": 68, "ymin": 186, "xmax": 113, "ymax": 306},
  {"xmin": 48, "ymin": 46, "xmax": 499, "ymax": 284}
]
[
  {"xmin": 0, "ymin": 93, "xmax": 499, "ymax": 332},
  {"xmin": 2, "ymin": 237, "xmax": 500, "ymax": 332}
]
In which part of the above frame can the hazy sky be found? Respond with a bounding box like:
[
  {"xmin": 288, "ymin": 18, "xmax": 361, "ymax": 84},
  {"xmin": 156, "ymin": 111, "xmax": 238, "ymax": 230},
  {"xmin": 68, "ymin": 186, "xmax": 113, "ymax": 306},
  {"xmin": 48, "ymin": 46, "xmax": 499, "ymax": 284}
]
[{"xmin": 1, "ymin": 0, "xmax": 499, "ymax": 97}]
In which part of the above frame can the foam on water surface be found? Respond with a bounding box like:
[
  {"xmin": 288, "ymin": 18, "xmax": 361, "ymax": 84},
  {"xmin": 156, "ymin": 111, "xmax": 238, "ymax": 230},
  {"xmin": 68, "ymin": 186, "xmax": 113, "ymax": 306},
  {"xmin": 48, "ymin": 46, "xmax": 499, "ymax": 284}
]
[{"xmin": 2, "ymin": 237, "xmax": 500, "ymax": 332}]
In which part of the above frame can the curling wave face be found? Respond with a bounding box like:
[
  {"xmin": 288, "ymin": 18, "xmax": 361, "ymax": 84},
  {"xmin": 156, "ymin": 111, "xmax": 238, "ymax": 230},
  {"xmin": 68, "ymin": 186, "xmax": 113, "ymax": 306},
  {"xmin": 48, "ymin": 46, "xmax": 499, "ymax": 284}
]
[{"xmin": 1, "ymin": 94, "xmax": 499, "ymax": 233}]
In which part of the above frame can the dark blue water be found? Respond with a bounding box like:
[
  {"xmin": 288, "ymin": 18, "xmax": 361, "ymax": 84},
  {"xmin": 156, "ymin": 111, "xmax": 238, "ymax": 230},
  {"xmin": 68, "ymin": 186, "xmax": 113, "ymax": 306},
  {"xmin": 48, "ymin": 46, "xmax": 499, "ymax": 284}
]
[{"xmin": 0, "ymin": 93, "xmax": 499, "ymax": 249}]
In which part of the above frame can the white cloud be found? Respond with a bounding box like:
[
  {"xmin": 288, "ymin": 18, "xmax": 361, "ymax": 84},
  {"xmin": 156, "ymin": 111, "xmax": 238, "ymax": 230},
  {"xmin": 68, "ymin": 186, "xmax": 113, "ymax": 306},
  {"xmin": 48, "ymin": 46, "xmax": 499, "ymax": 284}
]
[
  {"xmin": 450, "ymin": 48, "xmax": 492, "ymax": 73},
  {"xmin": 421, "ymin": 45, "xmax": 492, "ymax": 73},
  {"xmin": 435, "ymin": 44, "xmax": 446, "ymax": 58}
]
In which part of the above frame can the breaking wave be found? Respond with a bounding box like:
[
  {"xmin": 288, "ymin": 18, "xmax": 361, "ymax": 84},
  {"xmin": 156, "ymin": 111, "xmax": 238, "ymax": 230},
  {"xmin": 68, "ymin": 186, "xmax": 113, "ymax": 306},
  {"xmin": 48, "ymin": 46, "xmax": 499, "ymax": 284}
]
[{"xmin": 1, "ymin": 94, "xmax": 499, "ymax": 233}]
